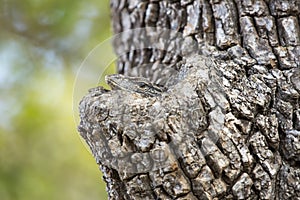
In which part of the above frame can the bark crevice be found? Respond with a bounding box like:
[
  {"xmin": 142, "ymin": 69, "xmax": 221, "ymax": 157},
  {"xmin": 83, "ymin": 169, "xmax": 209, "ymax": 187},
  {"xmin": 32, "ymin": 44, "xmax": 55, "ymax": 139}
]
[{"xmin": 79, "ymin": 0, "xmax": 300, "ymax": 199}]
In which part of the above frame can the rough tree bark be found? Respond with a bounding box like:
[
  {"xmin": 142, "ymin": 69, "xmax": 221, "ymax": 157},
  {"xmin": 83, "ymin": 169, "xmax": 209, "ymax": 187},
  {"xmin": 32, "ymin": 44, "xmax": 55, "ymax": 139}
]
[{"xmin": 78, "ymin": 0, "xmax": 300, "ymax": 199}]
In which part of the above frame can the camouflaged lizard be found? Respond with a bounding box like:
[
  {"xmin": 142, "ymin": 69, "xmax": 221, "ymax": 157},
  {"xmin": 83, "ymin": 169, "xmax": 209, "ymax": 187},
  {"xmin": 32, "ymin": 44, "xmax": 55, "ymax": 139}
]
[
  {"xmin": 105, "ymin": 74, "xmax": 165, "ymax": 97},
  {"xmin": 105, "ymin": 56, "xmax": 222, "ymax": 98}
]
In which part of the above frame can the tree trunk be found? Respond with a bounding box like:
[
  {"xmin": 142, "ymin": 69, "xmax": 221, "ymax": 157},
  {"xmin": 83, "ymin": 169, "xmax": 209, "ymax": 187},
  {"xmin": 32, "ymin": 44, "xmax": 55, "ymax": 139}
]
[{"xmin": 78, "ymin": 0, "xmax": 300, "ymax": 199}]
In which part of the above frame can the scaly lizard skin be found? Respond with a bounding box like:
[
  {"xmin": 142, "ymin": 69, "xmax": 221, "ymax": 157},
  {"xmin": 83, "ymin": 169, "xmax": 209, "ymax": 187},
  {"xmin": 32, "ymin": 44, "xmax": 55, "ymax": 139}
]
[{"xmin": 105, "ymin": 74, "xmax": 165, "ymax": 97}]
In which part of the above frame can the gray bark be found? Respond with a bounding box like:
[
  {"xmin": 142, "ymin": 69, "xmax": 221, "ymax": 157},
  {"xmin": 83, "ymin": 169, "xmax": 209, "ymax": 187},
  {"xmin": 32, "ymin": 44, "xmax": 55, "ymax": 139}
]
[{"xmin": 78, "ymin": 0, "xmax": 300, "ymax": 199}]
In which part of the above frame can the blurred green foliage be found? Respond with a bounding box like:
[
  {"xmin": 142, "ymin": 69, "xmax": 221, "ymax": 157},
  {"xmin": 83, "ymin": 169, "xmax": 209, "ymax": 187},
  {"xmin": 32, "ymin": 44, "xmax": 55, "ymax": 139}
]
[{"xmin": 0, "ymin": 0, "xmax": 114, "ymax": 199}]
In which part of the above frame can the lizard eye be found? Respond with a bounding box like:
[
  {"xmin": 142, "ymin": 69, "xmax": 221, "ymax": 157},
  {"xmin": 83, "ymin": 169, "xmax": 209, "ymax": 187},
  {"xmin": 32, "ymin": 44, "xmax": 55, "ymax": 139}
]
[{"xmin": 137, "ymin": 82, "xmax": 148, "ymax": 88}]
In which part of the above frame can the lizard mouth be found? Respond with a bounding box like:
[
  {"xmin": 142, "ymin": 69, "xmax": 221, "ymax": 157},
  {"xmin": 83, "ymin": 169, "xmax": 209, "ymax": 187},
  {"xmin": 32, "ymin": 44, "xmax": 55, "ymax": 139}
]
[
  {"xmin": 105, "ymin": 74, "xmax": 123, "ymax": 90},
  {"xmin": 105, "ymin": 75, "xmax": 115, "ymax": 89}
]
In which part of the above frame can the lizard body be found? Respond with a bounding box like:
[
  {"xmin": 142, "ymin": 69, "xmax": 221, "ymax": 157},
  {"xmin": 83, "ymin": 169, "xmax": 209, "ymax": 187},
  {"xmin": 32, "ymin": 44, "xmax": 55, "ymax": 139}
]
[{"xmin": 105, "ymin": 56, "xmax": 220, "ymax": 98}]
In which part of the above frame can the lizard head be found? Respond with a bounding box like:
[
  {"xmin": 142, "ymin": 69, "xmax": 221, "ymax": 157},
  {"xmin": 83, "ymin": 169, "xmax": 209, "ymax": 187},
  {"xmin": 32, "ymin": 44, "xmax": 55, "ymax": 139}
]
[{"xmin": 105, "ymin": 74, "xmax": 164, "ymax": 97}]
